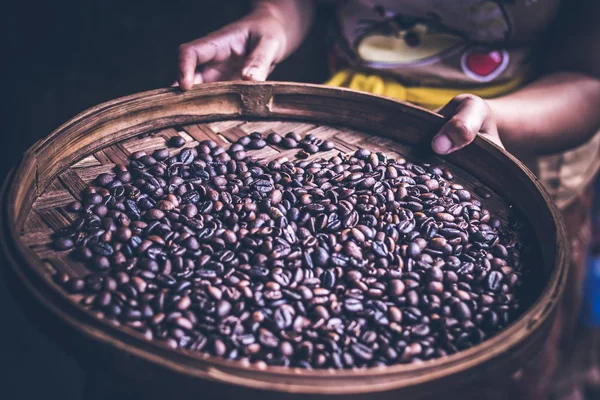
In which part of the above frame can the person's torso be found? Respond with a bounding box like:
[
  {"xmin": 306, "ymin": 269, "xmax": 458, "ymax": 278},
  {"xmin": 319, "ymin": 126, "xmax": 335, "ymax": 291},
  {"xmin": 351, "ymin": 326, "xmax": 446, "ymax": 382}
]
[{"xmin": 333, "ymin": 0, "xmax": 561, "ymax": 87}]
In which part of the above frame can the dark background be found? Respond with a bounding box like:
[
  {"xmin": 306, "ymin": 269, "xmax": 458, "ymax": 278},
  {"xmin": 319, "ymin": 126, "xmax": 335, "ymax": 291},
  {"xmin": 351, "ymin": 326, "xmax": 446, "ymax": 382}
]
[{"xmin": 1, "ymin": 1, "xmax": 330, "ymax": 398}]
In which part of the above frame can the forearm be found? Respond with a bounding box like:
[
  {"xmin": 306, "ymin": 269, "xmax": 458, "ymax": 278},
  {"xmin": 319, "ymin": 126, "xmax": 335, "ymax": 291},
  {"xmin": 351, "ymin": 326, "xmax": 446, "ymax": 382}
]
[
  {"xmin": 253, "ymin": 0, "xmax": 316, "ymax": 59},
  {"xmin": 487, "ymin": 72, "xmax": 600, "ymax": 156}
]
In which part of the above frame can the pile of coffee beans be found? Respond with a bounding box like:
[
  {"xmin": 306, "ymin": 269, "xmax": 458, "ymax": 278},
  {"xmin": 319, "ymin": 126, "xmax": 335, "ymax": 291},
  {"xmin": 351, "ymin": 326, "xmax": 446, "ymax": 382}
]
[{"xmin": 52, "ymin": 130, "xmax": 527, "ymax": 369}]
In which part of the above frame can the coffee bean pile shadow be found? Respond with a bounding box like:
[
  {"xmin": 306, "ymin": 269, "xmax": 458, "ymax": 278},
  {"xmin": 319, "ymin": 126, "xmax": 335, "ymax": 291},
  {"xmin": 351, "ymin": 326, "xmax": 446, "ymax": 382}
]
[{"xmin": 52, "ymin": 130, "xmax": 527, "ymax": 369}]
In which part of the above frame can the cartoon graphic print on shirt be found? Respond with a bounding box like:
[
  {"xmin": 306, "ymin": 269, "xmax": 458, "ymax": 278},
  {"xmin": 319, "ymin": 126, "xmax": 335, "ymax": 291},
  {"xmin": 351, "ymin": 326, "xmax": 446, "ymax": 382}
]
[
  {"xmin": 350, "ymin": 1, "xmax": 514, "ymax": 82},
  {"xmin": 461, "ymin": 48, "xmax": 509, "ymax": 82},
  {"xmin": 333, "ymin": 0, "xmax": 560, "ymax": 86}
]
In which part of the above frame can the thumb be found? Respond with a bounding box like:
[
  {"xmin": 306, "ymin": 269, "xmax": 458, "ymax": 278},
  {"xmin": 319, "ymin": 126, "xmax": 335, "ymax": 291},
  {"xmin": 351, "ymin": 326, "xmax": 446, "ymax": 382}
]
[
  {"xmin": 242, "ymin": 37, "xmax": 280, "ymax": 81},
  {"xmin": 432, "ymin": 95, "xmax": 496, "ymax": 154}
]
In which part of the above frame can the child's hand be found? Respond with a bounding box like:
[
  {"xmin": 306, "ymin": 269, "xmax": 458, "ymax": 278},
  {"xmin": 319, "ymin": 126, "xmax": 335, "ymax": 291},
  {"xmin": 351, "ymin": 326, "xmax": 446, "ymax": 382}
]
[
  {"xmin": 431, "ymin": 94, "xmax": 504, "ymax": 154},
  {"xmin": 177, "ymin": 8, "xmax": 287, "ymax": 90}
]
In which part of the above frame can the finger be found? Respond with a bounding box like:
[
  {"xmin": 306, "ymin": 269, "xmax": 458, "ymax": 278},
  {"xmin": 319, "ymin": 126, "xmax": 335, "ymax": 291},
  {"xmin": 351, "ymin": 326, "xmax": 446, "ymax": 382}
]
[
  {"xmin": 200, "ymin": 67, "xmax": 229, "ymax": 83},
  {"xmin": 199, "ymin": 62, "xmax": 244, "ymax": 82},
  {"xmin": 192, "ymin": 71, "xmax": 208, "ymax": 85},
  {"xmin": 242, "ymin": 37, "xmax": 280, "ymax": 81},
  {"xmin": 178, "ymin": 41, "xmax": 218, "ymax": 90},
  {"xmin": 432, "ymin": 96, "xmax": 495, "ymax": 154}
]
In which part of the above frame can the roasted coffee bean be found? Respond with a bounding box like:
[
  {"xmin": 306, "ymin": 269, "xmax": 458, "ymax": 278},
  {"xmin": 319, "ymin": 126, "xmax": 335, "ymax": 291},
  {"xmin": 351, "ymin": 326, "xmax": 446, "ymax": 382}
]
[
  {"xmin": 67, "ymin": 201, "xmax": 82, "ymax": 212},
  {"xmin": 305, "ymin": 144, "xmax": 319, "ymax": 154},
  {"xmin": 280, "ymin": 138, "xmax": 297, "ymax": 149},
  {"xmin": 320, "ymin": 141, "xmax": 334, "ymax": 151},
  {"xmin": 168, "ymin": 136, "xmax": 186, "ymax": 148},
  {"xmin": 54, "ymin": 271, "xmax": 70, "ymax": 285},
  {"xmin": 487, "ymin": 271, "xmax": 503, "ymax": 292},
  {"xmin": 91, "ymin": 256, "xmax": 110, "ymax": 271},
  {"xmin": 91, "ymin": 242, "xmax": 114, "ymax": 256},
  {"xmin": 285, "ymin": 132, "xmax": 302, "ymax": 142},
  {"xmin": 180, "ymin": 149, "xmax": 195, "ymax": 165},
  {"xmin": 153, "ymin": 148, "xmax": 170, "ymax": 161},
  {"xmin": 200, "ymin": 139, "xmax": 218, "ymax": 149},
  {"xmin": 139, "ymin": 155, "xmax": 157, "ymax": 167},
  {"xmin": 344, "ymin": 298, "xmax": 364, "ymax": 313},
  {"xmin": 74, "ymin": 246, "xmax": 93, "ymax": 261},
  {"xmin": 389, "ymin": 280, "xmax": 405, "ymax": 296},
  {"xmin": 454, "ymin": 302, "xmax": 472, "ymax": 321},
  {"xmin": 234, "ymin": 135, "xmax": 251, "ymax": 147},
  {"xmin": 51, "ymin": 133, "xmax": 527, "ymax": 369},
  {"xmin": 267, "ymin": 133, "xmax": 282, "ymax": 145},
  {"xmin": 372, "ymin": 241, "xmax": 388, "ymax": 257},
  {"xmin": 354, "ymin": 149, "xmax": 371, "ymax": 159},
  {"xmin": 248, "ymin": 139, "xmax": 267, "ymax": 150},
  {"xmin": 274, "ymin": 304, "xmax": 295, "ymax": 330},
  {"xmin": 297, "ymin": 150, "xmax": 309, "ymax": 159},
  {"xmin": 232, "ymin": 150, "xmax": 246, "ymax": 161},
  {"xmin": 95, "ymin": 173, "xmax": 114, "ymax": 187},
  {"xmin": 350, "ymin": 343, "xmax": 373, "ymax": 361},
  {"xmin": 54, "ymin": 237, "xmax": 75, "ymax": 250},
  {"xmin": 65, "ymin": 278, "xmax": 85, "ymax": 293},
  {"xmin": 216, "ymin": 300, "xmax": 232, "ymax": 317},
  {"xmin": 259, "ymin": 328, "xmax": 279, "ymax": 348}
]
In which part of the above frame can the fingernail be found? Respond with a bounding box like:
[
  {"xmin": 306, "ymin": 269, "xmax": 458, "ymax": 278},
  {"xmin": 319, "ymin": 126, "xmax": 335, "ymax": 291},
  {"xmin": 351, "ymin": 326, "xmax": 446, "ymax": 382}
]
[
  {"xmin": 243, "ymin": 67, "xmax": 261, "ymax": 80},
  {"xmin": 432, "ymin": 134, "xmax": 453, "ymax": 154}
]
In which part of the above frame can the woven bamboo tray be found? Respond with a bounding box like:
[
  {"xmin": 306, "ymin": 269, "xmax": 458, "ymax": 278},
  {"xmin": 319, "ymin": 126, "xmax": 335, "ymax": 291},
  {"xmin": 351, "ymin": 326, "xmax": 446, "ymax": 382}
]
[{"xmin": 0, "ymin": 82, "xmax": 567, "ymax": 399}]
